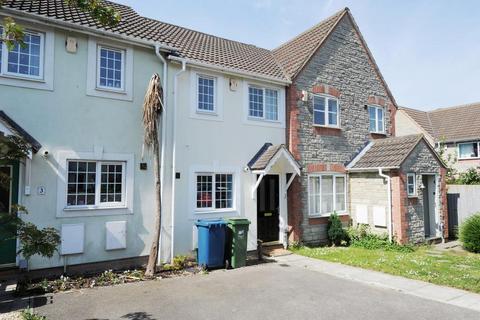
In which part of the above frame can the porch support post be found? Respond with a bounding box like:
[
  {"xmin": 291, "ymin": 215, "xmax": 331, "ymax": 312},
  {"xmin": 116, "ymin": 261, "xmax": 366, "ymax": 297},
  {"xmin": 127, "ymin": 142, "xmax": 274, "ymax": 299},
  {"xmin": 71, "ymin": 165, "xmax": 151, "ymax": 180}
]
[
  {"xmin": 24, "ymin": 151, "xmax": 32, "ymax": 196},
  {"xmin": 251, "ymin": 172, "xmax": 265, "ymax": 199},
  {"xmin": 284, "ymin": 173, "xmax": 297, "ymax": 199}
]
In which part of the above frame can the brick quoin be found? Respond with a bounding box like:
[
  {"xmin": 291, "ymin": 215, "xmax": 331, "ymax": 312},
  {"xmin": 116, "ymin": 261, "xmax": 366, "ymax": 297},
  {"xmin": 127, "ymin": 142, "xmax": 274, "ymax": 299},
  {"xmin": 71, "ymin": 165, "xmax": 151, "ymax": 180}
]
[
  {"xmin": 440, "ymin": 167, "xmax": 449, "ymax": 239},
  {"xmin": 312, "ymin": 84, "xmax": 341, "ymax": 98},
  {"xmin": 391, "ymin": 171, "xmax": 409, "ymax": 244}
]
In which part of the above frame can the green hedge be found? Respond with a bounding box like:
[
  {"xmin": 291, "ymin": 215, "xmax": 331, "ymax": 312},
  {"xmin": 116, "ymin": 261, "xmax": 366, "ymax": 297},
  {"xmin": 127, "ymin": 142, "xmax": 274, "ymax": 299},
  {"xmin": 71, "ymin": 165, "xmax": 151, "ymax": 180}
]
[{"xmin": 460, "ymin": 213, "xmax": 480, "ymax": 253}]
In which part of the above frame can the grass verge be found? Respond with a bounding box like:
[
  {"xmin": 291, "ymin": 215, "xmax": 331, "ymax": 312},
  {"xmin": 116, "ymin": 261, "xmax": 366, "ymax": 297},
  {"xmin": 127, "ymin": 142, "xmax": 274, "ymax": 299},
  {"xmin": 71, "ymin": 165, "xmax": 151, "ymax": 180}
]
[{"xmin": 291, "ymin": 245, "xmax": 480, "ymax": 293}]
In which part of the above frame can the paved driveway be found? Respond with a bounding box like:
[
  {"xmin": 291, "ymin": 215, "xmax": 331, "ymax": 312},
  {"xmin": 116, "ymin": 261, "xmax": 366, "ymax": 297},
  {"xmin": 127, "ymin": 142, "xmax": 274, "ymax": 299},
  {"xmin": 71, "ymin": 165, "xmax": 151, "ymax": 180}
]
[{"xmin": 34, "ymin": 260, "xmax": 480, "ymax": 320}]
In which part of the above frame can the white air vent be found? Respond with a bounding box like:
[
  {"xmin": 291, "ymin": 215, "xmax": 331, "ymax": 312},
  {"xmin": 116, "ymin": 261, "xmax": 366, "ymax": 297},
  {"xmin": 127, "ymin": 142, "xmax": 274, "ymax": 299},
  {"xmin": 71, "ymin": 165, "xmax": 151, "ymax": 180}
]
[
  {"xmin": 106, "ymin": 221, "xmax": 127, "ymax": 250},
  {"xmin": 355, "ymin": 204, "xmax": 368, "ymax": 224},
  {"xmin": 373, "ymin": 206, "xmax": 387, "ymax": 227},
  {"xmin": 61, "ymin": 223, "xmax": 84, "ymax": 255}
]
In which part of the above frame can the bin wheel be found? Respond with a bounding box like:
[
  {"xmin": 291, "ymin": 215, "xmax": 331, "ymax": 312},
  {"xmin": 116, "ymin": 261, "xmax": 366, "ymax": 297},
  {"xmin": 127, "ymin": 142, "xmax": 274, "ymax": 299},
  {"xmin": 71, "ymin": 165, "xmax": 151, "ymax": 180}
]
[{"xmin": 225, "ymin": 259, "xmax": 230, "ymax": 269}]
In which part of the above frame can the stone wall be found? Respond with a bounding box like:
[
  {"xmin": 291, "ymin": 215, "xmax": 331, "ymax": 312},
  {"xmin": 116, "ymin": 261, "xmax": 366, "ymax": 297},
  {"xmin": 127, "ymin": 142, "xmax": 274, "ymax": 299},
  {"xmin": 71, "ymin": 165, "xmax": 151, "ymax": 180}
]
[{"xmin": 287, "ymin": 14, "xmax": 395, "ymax": 243}]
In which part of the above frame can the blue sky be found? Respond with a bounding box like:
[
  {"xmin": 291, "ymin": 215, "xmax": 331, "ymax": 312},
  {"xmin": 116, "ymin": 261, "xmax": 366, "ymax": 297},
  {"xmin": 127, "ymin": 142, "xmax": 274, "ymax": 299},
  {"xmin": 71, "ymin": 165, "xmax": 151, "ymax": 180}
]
[{"xmin": 116, "ymin": 0, "xmax": 480, "ymax": 111}]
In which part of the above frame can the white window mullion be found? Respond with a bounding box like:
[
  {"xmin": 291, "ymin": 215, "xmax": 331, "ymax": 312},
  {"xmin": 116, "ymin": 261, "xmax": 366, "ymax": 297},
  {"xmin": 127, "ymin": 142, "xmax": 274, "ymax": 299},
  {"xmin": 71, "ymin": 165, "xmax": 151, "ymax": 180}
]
[
  {"xmin": 95, "ymin": 162, "xmax": 102, "ymax": 206},
  {"xmin": 333, "ymin": 176, "xmax": 337, "ymax": 212},
  {"xmin": 212, "ymin": 174, "xmax": 216, "ymax": 209}
]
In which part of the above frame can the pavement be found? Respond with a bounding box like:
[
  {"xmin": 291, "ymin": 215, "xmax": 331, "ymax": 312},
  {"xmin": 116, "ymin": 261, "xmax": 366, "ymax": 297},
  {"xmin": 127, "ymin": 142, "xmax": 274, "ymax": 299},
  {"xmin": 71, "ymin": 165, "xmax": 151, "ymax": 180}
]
[{"xmin": 31, "ymin": 254, "xmax": 480, "ymax": 320}]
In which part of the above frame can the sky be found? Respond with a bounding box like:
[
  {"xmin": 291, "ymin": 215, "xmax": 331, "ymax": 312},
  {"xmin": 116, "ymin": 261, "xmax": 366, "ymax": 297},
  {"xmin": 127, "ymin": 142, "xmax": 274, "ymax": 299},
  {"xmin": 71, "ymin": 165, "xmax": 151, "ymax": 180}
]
[{"xmin": 116, "ymin": 0, "xmax": 480, "ymax": 111}]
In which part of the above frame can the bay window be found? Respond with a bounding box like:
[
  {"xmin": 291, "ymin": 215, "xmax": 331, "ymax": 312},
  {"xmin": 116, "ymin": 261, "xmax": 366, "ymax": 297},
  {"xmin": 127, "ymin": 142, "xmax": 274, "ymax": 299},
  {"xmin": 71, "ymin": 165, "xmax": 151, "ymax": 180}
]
[
  {"xmin": 313, "ymin": 95, "xmax": 339, "ymax": 127},
  {"xmin": 308, "ymin": 174, "xmax": 346, "ymax": 216}
]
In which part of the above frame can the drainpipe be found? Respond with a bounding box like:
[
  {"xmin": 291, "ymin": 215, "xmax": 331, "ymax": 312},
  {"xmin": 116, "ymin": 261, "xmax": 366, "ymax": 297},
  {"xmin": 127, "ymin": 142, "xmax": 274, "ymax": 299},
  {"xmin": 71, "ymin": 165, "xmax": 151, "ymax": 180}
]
[
  {"xmin": 170, "ymin": 58, "xmax": 187, "ymax": 262},
  {"xmin": 378, "ymin": 168, "xmax": 393, "ymax": 242},
  {"xmin": 154, "ymin": 45, "xmax": 168, "ymax": 264}
]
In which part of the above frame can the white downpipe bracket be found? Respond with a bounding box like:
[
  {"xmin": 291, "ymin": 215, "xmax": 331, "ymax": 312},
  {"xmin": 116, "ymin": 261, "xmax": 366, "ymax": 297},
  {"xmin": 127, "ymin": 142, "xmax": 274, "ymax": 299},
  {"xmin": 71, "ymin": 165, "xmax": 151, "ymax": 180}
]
[
  {"xmin": 378, "ymin": 168, "xmax": 393, "ymax": 242},
  {"xmin": 170, "ymin": 58, "xmax": 187, "ymax": 262},
  {"xmin": 154, "ymin": 44, "xmax": 168, "ymax": 265}
]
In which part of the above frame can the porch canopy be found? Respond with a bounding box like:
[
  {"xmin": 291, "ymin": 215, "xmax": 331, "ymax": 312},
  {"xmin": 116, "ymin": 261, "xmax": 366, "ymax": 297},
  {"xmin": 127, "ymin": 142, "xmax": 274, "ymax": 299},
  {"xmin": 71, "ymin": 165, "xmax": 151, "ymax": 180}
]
[
  {"xmin": 247, "ymin": 143, "xmax": 301, "ymax": 198},
  {"xmin": 0, "ymin": 111, "xmax": 42, "ymax": 153}
]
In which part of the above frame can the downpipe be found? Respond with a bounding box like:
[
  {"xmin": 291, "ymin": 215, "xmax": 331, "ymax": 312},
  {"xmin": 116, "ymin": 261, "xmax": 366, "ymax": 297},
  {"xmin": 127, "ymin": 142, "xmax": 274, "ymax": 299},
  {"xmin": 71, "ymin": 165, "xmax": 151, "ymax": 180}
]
[{"xmin": 378, "ymin": 168, "xmax": 393, "ymax": 242}]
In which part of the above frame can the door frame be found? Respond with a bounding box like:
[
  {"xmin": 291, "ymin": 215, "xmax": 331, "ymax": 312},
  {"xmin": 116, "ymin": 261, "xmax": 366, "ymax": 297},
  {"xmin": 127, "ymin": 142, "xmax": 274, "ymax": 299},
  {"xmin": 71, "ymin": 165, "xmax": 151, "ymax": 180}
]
[
  {"xmin": 0, "ymin": 162, "xmax": 19, "ymax": 268},
  {"xmin": 422, "ymin": 173, "xmax": 439, "ymax": 238}
]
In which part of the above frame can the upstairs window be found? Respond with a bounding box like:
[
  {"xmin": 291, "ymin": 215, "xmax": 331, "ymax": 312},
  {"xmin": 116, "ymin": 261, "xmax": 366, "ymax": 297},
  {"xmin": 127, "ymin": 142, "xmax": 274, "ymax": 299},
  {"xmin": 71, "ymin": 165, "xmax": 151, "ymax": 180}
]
[
  {"xmin": 313, "ymin": 95, "xmax": 339, "ymax": 127},
  {"xmin": 369, "ymin": 105, "xmax": 385, "ymax": 133},
  {"xmin": 97, "ymin": 46, "xmax": 125, "ymax": 90},
  {"xmin": 1, "ymin": 29, "xmax": 44, "ymax": 79},
  {"xmin": 248, "ymin": 86, "xmax": 279, "ymax": 121},
  {"xmin": 458, "ymin": 142, "xmax": 479, "ymax": 159},
  {"xmin": 197, "ymin": 75, "xmax": 215, "ymax": 112}
]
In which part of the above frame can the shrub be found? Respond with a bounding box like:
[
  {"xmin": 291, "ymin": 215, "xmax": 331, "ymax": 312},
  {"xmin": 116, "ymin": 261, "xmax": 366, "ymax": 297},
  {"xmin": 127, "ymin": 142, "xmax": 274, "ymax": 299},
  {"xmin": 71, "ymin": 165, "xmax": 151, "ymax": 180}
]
[
  {"xmin": 347, "ymin": 225, "xmax": 414, "ymax": 253},
  {"xmin": 327, "ymin": 212, "xmax": 347, "ymax": 246},
  {"xmin": 456, "ymin": 168, "xmax": 480, "ymax": 185},
  {"xmin": 21, "ymin": 308, "xmax": 46, "ymax": 320},
  {"xmin": 460, "ymin": 213, "xmax": 480, "ymax": 253}
]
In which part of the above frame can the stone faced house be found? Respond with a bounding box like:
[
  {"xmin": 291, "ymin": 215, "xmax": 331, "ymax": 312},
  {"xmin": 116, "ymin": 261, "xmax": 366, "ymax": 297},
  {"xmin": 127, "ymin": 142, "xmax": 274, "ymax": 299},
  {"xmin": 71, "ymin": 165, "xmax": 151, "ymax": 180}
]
[
  {"xmin": 396, "ymin": 103, "xmax": 480, "ymax": 174},
  {"xmin": 274, "ymin": 9, "xmax": 448, "ymax": 244}
]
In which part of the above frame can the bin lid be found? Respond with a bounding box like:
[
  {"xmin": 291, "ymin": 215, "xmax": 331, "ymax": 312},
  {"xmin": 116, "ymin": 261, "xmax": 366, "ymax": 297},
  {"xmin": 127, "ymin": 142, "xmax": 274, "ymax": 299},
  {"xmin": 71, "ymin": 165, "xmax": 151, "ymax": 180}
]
[
  {"xmin": 195, "ymin": 219, "xmax": 226, "ymax": 228},
  {"xmin": 227, "ymin": 218, "xmax": 251, "ymax": 225}
]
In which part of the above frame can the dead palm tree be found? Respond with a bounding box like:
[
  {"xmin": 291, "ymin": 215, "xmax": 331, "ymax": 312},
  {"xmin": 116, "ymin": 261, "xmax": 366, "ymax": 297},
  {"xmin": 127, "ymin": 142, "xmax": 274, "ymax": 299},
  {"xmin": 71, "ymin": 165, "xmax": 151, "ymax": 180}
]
[{"xmin": 142, "ymin": 73, "xmax": 164, "ymax": 277}]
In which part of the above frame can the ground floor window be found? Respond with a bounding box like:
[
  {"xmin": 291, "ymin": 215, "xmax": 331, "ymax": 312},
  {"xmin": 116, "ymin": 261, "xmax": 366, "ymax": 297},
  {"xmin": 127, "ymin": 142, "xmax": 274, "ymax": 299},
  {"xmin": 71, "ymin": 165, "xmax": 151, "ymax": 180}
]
[
  {"xmin": 196, "ymin": 173, "xmax": 233, "ymax": 210},
  {"xmin": 308, "ymin": 174, "xmax": 346, "ymax": 216},
  {"xmin": 407, "ymin": 173, "xmax": 416, "ymax": 196},
  {"xmin": 67, "ymin": 160, "xmax": 125, "ymax": 208}
]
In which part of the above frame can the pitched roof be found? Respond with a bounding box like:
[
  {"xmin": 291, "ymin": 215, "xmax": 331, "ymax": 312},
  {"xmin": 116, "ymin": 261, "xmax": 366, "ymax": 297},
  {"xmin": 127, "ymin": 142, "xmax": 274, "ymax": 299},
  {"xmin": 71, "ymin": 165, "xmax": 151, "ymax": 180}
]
[
  {"xmin": 272, "ymin": 8, "xmax": 347, "ymax": 79},
  {"xmin": 348, "ymin": 134, "xmax": 425, "ymax": 169},
  {"xmin": 248, "ymin": 143, "xmax": 301, "ymax": 173},
  {"xmin": 1, "ymin": 0, "xmax": 289, "ymax": 81},
  {"xmin": 0, "ymin": 111, "xmax": 42, "ymax": 152},
  {"xmin": 400, "ymin": 102, "xmax": 480, "ymax": 143}
]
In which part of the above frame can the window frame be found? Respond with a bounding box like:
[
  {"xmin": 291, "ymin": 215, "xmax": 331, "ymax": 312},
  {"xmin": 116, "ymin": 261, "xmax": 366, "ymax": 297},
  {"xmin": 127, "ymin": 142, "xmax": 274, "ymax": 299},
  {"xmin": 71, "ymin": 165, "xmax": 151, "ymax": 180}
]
[
  {"xmin": 196, "ymin": 74, "xmax": 217, "ymax": 114},
  {"xmin": 65, "ymin": 160, "xmax": 127, "ymax": 210},
  {"xmin": 247, "ymin": 85, "xmax": 279, "ymax": 122},
  {"xmin": 96, "ymin": 44, "xmax": 126, "ymax": 92},
  {"xmin": 406, "ymin": 173, "xmax": 417, "ymax": 197},
  {"xmin": 194, "ymin": 172, "xmax": 234, "ymax": 212},
  {"xmin": 457, "ymin": 142, "xmax": 480, "ymax": 160},
  {"xmin": 0, "ymin": 28, "xmax": 45, "ymax": 81},
  {"xmin": 307, "ymin": 173, "xmax": 347, "ymax": 217},
  {"xmin": 312, "ymin": 94, "xmax": 340, "ymax": 128},
  {"xmin": 368, "ymin": 105, "xmax": 385, "ymax": 134}
]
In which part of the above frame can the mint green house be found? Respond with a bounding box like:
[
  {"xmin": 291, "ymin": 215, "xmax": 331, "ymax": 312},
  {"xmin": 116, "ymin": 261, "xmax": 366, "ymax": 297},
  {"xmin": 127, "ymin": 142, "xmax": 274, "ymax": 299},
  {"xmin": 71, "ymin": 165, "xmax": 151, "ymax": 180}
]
[{"xmin": 0, "ymin": 2, "xmax": 171, "ymax": 270}]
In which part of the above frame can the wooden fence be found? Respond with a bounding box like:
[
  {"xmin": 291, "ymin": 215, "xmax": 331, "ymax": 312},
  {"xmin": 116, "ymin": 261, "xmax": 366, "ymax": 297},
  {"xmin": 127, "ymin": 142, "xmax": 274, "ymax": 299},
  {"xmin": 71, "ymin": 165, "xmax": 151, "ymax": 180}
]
[{"xmin": 447, "ymin": 185, "xmax": 480, "ymax": 237}]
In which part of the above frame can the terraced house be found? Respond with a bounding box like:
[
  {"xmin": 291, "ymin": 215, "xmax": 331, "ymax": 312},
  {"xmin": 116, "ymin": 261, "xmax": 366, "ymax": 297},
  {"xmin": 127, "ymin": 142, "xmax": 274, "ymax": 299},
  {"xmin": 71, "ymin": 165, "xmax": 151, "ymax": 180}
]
[{"xmin": 0, "ymin": 1, "xmax": 448, "ymax": 273}]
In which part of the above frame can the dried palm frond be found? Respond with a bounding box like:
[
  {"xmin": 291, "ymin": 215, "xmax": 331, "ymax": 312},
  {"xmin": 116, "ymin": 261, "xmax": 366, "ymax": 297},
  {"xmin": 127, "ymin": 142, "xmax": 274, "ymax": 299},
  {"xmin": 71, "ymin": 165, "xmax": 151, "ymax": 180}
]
[{"xmin": 142, "ymin": 73, "xmax": 164, "ymax": 149}]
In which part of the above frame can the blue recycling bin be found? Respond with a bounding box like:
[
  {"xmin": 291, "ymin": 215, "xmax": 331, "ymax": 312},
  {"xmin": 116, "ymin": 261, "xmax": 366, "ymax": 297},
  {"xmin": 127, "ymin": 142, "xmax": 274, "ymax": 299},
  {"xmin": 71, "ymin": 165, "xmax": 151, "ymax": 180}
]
[{"xmin": 195, "ymin": 219, "xmax": 227, "ymax": 268}]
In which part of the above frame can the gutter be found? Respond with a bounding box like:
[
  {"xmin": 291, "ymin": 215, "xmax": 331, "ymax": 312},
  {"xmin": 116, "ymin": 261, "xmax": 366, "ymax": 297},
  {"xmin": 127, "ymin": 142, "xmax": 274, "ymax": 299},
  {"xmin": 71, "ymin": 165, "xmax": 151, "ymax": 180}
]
[
  {"xmin": 154, "ymin": 44, "xmax": 168, "ymax": 264},
  {"xmin": 378, "ymin": 168, "xmax": 393, "ymax": 242},
  {"xmin": 168, "ymin": 55, "xmax": 291, "ymax": 86},
  {"xmin": 0, "ymin": 8, "xmax": 176, "ymax": 51},
  {"xmin": 170, "ymin": 57, "xmax": 187, "ymax": 262}
]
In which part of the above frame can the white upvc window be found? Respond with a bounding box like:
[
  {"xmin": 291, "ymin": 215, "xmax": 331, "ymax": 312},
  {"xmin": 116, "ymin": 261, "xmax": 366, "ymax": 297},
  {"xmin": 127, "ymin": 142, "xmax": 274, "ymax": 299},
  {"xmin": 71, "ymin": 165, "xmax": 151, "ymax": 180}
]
[
  {"xmin": 66, "ymin": 160, "xmax": 126, "ymax": 208},
  {"xmin": 313, "ymin": 95, "xmax": 339, "ymax": 127},
  {"xmin": 368, "ymin": 105, "xmax": 385, "ymax": 133},
  {"xmin": 407, "ymin": 173, "xmax": 416, "ymax": 197},
  {"xmin": 0, "ymin": 28, "xmax": 45, "ymax": 80},
  {"xmin": 458, "ymin": 142, "xmax": 479, "ymax": 159},
  {"xmin": 195, "ymin": 173, "xmax": 234, "ymax": 211},
  {"xmin": 197, "ymin": 75, "xmax": 216, "ymax": 112},
  {"xmin": 248, "ymin": 86, "xmax": 279, "ymax": 121},
  {"xmin": 97, "ymin": 45, "xmax": 125, "ymax": 91},
  {"xmin": 308, "ymin": 174, "xmax": 346, "ymax": 216}
]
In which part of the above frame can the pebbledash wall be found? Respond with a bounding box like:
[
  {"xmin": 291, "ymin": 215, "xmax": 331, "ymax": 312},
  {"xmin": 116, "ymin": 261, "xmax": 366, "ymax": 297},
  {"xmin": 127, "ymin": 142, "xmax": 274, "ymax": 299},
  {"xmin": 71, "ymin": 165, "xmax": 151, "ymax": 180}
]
[
  {"xmin": 0, "ymin": 19, "xmax": 163, "ymax": 270},
  {"xmin": 286, "ymin": 14, "xmax": 395, "ymax": 244}
]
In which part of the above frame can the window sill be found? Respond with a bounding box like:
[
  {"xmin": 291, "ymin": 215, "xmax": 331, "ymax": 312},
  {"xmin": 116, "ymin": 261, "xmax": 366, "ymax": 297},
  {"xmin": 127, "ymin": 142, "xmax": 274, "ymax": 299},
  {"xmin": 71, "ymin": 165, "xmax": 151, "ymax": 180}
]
[
  {"xmin": 196, "ymin": 110, "xmax": 218, "ymax": 116},
  {"xmin": 313, "ymin": 124, "xmax": 341, "ymax": 130},
  {"xmin": 370, "ymin": 131, "xmax": 386, "ymax": 136},
  {"xmin": 58, "ymin": 205, "xmax": 132, "ymax": 218},
  {"xmin": 0, "ymin": 74, "xmax": 53, "ymax": 91},
  {"xmin": 95, "ymin": 86, "xmax": 126, "ymax": 94},
  {"xmin": 194, "ymin": 208, "xmax": 236, "ymax": 215},
  {"xmin": 309, "ymin": 212, "xmax": 349, "ymax": 218},
  {"xmin": 0, "ymin": 73, "xmax": 45, "ymax": 83},
  {"xmin": 458, "ymin": 158, "xmax": 480, "ymax": 161}
]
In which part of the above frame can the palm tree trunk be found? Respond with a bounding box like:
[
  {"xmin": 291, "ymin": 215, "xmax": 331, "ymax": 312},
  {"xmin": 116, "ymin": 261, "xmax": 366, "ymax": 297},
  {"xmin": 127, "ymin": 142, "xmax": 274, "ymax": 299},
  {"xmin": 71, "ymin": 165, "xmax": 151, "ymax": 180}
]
[{"xmin": 145, "ymin": 141, "xmax": 162, "ymax": 276}]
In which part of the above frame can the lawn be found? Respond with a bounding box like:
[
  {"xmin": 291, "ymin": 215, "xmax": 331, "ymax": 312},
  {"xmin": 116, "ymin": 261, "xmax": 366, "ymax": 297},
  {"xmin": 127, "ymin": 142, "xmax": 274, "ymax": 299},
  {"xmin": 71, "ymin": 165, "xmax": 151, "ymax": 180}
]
[{"xmin": 291, "ymin": 245, "xmax": 480, "ymax": 293}]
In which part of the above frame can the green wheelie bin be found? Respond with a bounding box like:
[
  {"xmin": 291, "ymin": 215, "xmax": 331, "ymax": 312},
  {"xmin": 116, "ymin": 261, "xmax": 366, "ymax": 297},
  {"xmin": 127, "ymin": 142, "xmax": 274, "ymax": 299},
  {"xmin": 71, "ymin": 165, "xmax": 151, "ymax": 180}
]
[{"xmin": 226, "ymin": 218, "xmax": 251, "ymax": 268}]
